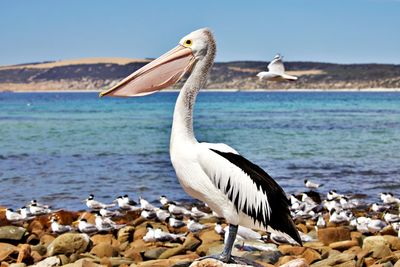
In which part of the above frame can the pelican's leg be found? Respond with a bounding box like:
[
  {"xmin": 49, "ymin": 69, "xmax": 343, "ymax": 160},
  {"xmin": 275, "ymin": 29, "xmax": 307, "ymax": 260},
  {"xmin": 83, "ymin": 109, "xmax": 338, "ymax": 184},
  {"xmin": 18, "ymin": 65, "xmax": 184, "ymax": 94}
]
[{"xmin": 218, "ymin": 224, "xmax": 238, "ymax": 262}]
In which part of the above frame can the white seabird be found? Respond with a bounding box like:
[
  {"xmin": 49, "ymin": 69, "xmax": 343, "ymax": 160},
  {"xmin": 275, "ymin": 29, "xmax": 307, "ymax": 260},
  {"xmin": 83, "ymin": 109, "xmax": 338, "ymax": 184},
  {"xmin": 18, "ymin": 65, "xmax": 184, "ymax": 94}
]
[
  {"xmin": 304, "ymin": 179, "xmax": 323, "ymax": 189},
  {"xmin": 50, "ymin": 217, "xmax": 74, "ymax": 234},
  {"xmin": 77, "ymin": 218, "xmax": 98, "ymax": 234},
  {"xmin": 85, "ymin": 194, "xmax": 115, "ymax": 210},
  {"xmin": 256, "ymin": 54, "xmax": 297, "ymax": 82},
  {"xmin": 100, "ymin": 28, "xmax": 301, "ymax": 263}
]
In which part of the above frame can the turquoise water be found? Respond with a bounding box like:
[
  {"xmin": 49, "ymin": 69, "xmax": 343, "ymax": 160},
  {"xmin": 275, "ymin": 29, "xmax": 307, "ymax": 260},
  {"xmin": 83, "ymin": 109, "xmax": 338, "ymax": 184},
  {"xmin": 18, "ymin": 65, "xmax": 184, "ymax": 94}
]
[{"xmin": 0, "ymin": 91, "xmax": 399, "ymax": 210}]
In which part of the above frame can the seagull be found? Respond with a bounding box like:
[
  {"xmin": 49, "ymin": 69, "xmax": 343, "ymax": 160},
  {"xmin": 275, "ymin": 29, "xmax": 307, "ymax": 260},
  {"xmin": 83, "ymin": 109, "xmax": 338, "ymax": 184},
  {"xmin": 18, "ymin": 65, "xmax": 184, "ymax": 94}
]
[
  {"xmin": 100, "ymin": 28, "xmax": 301, "ymax": 264},
  {"xmin": 139, "ymin": 197, "xmax": 156, "ymax": 211},
  {"xmin": 187, "ymin": 219, "xmax": 207, "ymax": 232},
  {"xmin": 215, "ymin": 222, "xmax": 225, "ymax": 235},
  {"xmin": 256, "ymin": 54, "xmax": 297, "ymax": 82},
  {"xmin": 191, "ymin": 206, "xmax": 211, "ymax": 219},
  {"xmin": 29, "ymin": 203, "xmax": 51, "ymax": 215},
  {"xmin": 77, "ymin": 218, "xmax": 98, "ymax": 234},
  {"xmin": 159, "ymin": 195, "xmax": 171, "ymax": 206},
  {"xmin": 115, "ymin": 195, "xmax": 137, "ymax": 210},
  {"xmin": 304, "ymin": 179, "xmax": 323, "ymax": 189},
  {"xmin": 154, "ymin": 228, "xmax": 186, "ymax": 242},
  {"xmin": 168, "ymin": 203, "xmax": 191, "ymax": 216},
  {"xmin": 166, "ymin": 217, "xmax": 186, "ymax": 228},
  {"xmin": 5, "ymin": 208, "xmax": 25, "ymax": 222},
  {"xmin": 155, "ymin": 208, "xmax": 170, "ymax": 222},
  {"xmin": 85, "ymin": 194, "xmax": 115, "ymax": 210},
  {"xmin": 50, "ymin": 217, "xmax": 74, "ymax": 234}
]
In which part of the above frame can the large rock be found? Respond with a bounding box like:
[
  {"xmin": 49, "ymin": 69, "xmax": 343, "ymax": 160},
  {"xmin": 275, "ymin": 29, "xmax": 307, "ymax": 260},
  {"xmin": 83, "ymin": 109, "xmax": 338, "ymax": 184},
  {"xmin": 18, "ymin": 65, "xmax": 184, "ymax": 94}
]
[
  {"xmin": 0, "ymin": 226, "xmax": 26, "ymax": 241},
  {"xmin": 90, "ymin": 242, "xmax": 119, "ymax": 258},
  {"xmin": 279, "ymin": 245, "xmax": 306, "ymax": 255},
  {"xmin": 34, "ymin": 256, "xmax": 61, "ymax": 267},
  {"xmin": 189, "ymin": 258, "xmax": 263, "ymax": 267},
  {"xmin": 383, "ymin": 235, "xmax": 400, "ymax": 251},
  {"xmin": 90, "ymin": 234, "xmax": 114, "ymax": 246},
  {"xmin": 242, "ymin": 250, "xmax": 282, "ymax": 264},
  {"xmin": 317, "ymin": 227, "xmax": 351, "ymax": 245},
  {"xmin": 117, "ymin": 226, "xmax": 135, "ymax": 244},
  {"xmin": 61, "ymin": 258, "xmax": 102, "ymax": 267},
  {"xmin": 301, "ymin": 248, "xmax": 321, "ymax": 264},
  {"xmin": 17, "ymin": 244, "xmax": 32, "ymax": 264},
  {"xmin": 0, "ymin": 242, "xmax": 18, "ymax": 261},
  {"xmin": 159, "ymin": 233, "xmax": 201, "ymax": 259},
  {"xmin": 281, "ymin": 259, "xmax": 310, "ymax": 267},
  {"xmin": 362, "ymin": 236, "xmax": 393, "ymax": 259},
  {"xmin": 329, "ymin": 240, "xmax": 359, "ymax": 251},
  {"xmin": 143, "ymin": 247, "xmax": 168, "ymax": 260},
  {"xmin": 48, "ymin": 233, "xmax": 90, "ymax": 256},
  {"xmin": 310, "ymin": 253, "xmax": 355, "ymax": 267}
]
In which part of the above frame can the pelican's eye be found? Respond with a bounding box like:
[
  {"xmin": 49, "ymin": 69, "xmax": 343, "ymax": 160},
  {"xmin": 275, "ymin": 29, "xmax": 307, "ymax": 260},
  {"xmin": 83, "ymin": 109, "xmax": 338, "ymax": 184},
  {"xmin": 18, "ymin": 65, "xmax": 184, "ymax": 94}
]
[{"xmin": 184, "ymin": 39, "xmax": 192, "ymax": 47}]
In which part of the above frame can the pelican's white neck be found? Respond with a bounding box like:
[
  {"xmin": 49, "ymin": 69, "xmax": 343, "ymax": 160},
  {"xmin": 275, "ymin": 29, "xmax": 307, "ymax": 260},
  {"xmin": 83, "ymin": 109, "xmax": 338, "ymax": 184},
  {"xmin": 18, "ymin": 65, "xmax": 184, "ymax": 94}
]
[{"xmin": 170, "ymin": 41, "xmax": 216, "ymax": 146}]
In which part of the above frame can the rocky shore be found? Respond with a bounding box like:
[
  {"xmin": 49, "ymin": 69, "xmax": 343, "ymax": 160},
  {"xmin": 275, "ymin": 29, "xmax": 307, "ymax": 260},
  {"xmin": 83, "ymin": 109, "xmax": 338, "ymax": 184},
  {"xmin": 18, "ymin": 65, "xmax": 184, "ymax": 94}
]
[{"xmin": 1, "ymin": 192, "xmax": 400, "ymax": 267}]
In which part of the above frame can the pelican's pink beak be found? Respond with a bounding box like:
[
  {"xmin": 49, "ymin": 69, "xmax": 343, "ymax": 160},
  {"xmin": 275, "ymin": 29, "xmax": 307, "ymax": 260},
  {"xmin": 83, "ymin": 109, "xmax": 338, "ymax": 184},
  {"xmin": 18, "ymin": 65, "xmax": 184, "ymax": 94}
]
[{"xmin": 99, "ymin": 45, "xmax": 195, "ymax": 97}]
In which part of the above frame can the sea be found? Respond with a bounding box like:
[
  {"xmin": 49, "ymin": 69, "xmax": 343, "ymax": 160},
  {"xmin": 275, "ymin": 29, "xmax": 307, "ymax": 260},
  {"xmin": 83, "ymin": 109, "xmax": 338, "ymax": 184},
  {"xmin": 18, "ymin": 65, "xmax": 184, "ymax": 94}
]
[{"xmin": 0, "ymin": 91, "xmax": 399, "ymax": 210}]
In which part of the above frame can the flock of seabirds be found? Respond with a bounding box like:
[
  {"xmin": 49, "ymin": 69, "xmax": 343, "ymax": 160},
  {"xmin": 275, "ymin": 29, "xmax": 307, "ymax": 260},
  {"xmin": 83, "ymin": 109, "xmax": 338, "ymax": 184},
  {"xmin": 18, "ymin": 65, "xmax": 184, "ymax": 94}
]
[
  {"xmin": 4, "ymin": 180, "xmax": 400, "ymax": 244},
  {"xmin": 4, "ymin": 28, "xmax": 400, "ymax": 264}
]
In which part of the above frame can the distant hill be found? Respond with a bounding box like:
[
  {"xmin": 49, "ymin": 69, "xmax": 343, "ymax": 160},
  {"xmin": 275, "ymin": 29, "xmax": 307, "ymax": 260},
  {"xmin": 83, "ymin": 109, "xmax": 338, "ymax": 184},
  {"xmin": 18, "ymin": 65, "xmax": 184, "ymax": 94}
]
[{"xmin": 0, "ymin": 58, "xmax": 399, "ymax": 91}]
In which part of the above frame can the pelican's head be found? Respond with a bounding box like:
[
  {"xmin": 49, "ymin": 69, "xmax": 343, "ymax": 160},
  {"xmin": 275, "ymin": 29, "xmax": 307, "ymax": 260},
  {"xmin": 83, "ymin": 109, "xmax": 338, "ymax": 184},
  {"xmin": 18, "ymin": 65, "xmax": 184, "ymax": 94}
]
[{"xmin": 100, "ymin": 28, "xmax": 215, "ymax": 98}]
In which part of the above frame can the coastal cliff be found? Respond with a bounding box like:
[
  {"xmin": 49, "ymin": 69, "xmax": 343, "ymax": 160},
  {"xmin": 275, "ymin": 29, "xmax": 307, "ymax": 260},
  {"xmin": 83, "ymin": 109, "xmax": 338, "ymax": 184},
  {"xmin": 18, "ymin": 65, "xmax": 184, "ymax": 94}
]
[{"xmin": 1, "ymin": 58, "xmax": 400, "ymax": 91}]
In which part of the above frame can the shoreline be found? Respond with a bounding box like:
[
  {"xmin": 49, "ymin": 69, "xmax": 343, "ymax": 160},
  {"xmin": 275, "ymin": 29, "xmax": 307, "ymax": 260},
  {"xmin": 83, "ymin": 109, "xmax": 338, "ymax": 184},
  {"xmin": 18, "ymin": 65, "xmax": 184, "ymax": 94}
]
[{"xmin": 2, "ymin": 88, "xmax": 400, "ymax": 93}]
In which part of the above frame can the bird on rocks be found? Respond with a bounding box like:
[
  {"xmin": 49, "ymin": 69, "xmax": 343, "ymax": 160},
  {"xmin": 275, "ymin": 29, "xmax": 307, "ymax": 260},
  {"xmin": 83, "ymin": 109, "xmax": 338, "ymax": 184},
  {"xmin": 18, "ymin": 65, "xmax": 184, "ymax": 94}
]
[
  {"xmin": 139, "ymin": 197, "xmax": 156, "ymax": 211},
  {"xmin": 214, "ymin": 222, "xmax": 225, "ymax": 235},
  {"xmin": 191, "ymin": 206, "xmax": 211, "ymax": 219},
  {"xmin": 141, "ymin": 209, "xmax": 156, "ymax": 220},
  {"xmin": 380, "ymin": 193, "xmax": 400, "ymax": 204},
  {"xmin": 159, "ymin": 195, "xmax": 171, "ymax": 206},
  {"xmin": 166, "ymin": 217, "xmax": 186, "ymax": 228},
  {"xmin": 327, "ymin": 190, "xmax": 344, "ymax": 200},
  {"xmin": 154, "ymin": 228, "xmax": 186, "ymax": 242},
  {"xmin": 155, "ymin": 208, "xmax": 170, "ymax": 222},
  {"xmin": 168, "ymin": 203, "xmax": 191, "ymax": 216},
  {"xmin": 5, "ymin": 208, "xmax": 25, "ymax": 222},
  {"xmin": 115, "ymin": 195, "xmax": 138, "ymax": 210},
  {"xmin": 316, "ymin": 215, "xmax": 326, "ymax": 228},
  {"xmin": 85, "ymin": 194, "xmax": 115, "ymax": 210},
  {"xmin": 99, "ymin": 208, "xmax": 121, "ymax": 217},
  {"xmin": 94, "ymin": 213, "xmax": 123, "ymax": 231},
  {"xmin": 77, "ymin": 218, "xmax": 98, "ymax": 234},
  {"xmin": 256, "ymin": 54, "xmax": 298, "ymax": 82},
  {"xmin": 304, "ymin": 179, "xmax": 323, "ymax": 189},
  {"xmin": 143, "ymin": 224, "xmax": 156, "ymax": 242},
  {"xmin": 50, "ymin": 217, "xmax": 74, "ymax": 234},
  {"xmin": 30, "ymin": 199, "xmax": 50, "ymax": 209},
  {"xmin": 29, "ymin": 203, "xmax": 51, "ymax": 215},
  {"xmin": 187, "ymin": 218, "xmax": 207, "ymax": 232}
]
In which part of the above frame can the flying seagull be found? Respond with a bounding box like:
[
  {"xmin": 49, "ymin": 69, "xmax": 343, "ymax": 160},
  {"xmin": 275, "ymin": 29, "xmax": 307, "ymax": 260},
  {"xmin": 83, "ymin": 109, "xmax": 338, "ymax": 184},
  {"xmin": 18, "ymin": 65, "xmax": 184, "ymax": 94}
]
[
  {"xmin": 100, "ymin": 28, "xmax": 301, "ymax": 264},
  {"xmin": 256, "ymin": 54, "xmax": 297, "ymax": 82}
]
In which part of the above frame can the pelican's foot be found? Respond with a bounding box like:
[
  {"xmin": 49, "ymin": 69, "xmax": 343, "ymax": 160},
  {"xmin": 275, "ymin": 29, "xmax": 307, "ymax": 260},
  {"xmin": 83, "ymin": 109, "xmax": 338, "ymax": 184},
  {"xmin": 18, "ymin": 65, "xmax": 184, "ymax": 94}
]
[{"xmin": 195, "ymin": 254, "xmax": 264, "ymax": 267}]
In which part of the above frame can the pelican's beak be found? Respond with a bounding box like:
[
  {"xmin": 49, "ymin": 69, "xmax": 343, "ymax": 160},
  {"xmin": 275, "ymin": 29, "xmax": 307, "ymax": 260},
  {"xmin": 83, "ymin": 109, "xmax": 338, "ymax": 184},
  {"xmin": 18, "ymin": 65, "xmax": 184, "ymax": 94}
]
[{"xmin": 99, "ymin": 45, "xmax": 195, "ymax": 97}]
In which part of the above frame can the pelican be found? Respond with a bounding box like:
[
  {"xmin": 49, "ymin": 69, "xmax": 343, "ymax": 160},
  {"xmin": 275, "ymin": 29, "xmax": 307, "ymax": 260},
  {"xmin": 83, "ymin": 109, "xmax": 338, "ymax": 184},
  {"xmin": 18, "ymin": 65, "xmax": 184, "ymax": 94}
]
[
  {"xmin": 100, "ymin": 28, "xmax": 301, "ymax": 263},
  {"xmin": 256, "ymin": 54, "xmax": 297, "ymax": 82}
]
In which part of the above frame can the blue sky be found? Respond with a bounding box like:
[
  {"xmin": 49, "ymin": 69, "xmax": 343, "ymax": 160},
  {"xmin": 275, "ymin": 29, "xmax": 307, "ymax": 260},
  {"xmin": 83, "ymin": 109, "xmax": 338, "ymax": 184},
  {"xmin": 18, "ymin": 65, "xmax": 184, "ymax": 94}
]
[{"xmin": 0, "ymin": 0, "xmax": 399, "ymax": 65}]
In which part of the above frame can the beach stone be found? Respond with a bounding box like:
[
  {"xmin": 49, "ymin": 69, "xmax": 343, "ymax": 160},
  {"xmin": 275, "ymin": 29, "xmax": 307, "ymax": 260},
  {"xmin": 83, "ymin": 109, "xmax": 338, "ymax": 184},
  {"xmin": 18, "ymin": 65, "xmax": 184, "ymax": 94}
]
[
  {"xmin": 48, "ymin": 233, "xmax": 90, "ymax": 256},
  {"xmin": 159, "ymin": 234, "xmax": 201, "ymax": 259},
  {"xmin": 301, "ymin": 248, "xmax": 321, "ymax": 264},
  {"xmin": 199, "ymin": 229, "xmax": 222, "ymax": 244},
  {"xmin": 363, "ymin": 236, "xmax": 393, "ymax": 259},
  {"xmin": 122, "ymin": 247, "xmax": 143, "ymax": 262},
  {"xmin": 31, "ymin": 244, "xmax": 47, "ymax": 256},
  {"xmin": 329, "ymin": 240, "xmax": 359, "ymax": 251},
  {"xmin": 281, "ymin": 258, "xmax": 309, "ymax": 267},
  {"xmin": 27, "ymin": 234, "xmax": 40, "ymax": 245},
  {"xmin": 297, "ymin": 224, "xmax": 308, "ymax": 234},
  {"xmin": 383, "ymin": 235, "xmax": 400, "ymax": 251},
  {"xmin": 31, "ymin": 251, "xmax": 43, "ymax": 263},
  {"xmin": 17, "ymin": 244, "xmax": 31, "ymax": 264},
  {"xmin": 317, "ymin": 227, "xmax": 351, "ymax": 245},
  {"xmin": 143, "ymin": 247, "xmax": 168, "ymax": 259},
  {"xmin": 118, "ymin": 226, "xmax": 135, "ymax": 244},
  {"xmin": 99, "ymin": 257, "xmax": 112, "ymax": 267},
  {"xmin": 40, "ymin": 234, "xmax": 55, "ymax": 247},
  {"xmin": 364, "ymin": 257, "xmax": 376, "ymax": 266},
  {"xmin": 242, "ymin": 250, "xmax": 282, "ymax": 264},
  {"xmin": 189, "ymin": 258, "xmax": 250, "ymax": 267},
  {"xmin": 129, "ymin": 238, "xmax": 148, "ymax": 253},
  {"xmin": 279, "ymin": 244, "xmax": 306, "ymax": 255},
  {"xmin": 90, "ymin": 234, "xmax": 114, "ymax": 245},
  {"xmin": 334, "ymin": 260, "xmax": 356, "ymax": 267},
  {"xmin": 0, "ymin": 226, "xmax": 26, "ymax": 241},
  {"xmin": 28, "ymin": 220, "xmax": 45, "ymax": 236},
  {"xmin": 58, "ymin": 254, "xmax": 70, "ymax": 265},
  {"xmin": 9, "ymin": 264, "xmax": 26, "ymax": 267},
  {"xmin": 90, "ymin": 242, "xmax": 119, "ymax": 258},
  {"xmin": 276, "ymin": 256, "xmax": 297, "ymax": 266},
  {"xmin": 62, "ymin": 258, "xmax": 101, "ymax": 267},
  {"xmin": 394, "ymin": 259, "xmax": 400, "ymax": 267},
  {"xmin": 0, "ymin": 242, "xmax": 18, "ymax": 261},
  {"xmin": 310, "ymin": 253, "xmax": 355, "ymax": 266},
  {"xmin": 34, "ymin": 256, "xmax": 61, "ymax": 267}
]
